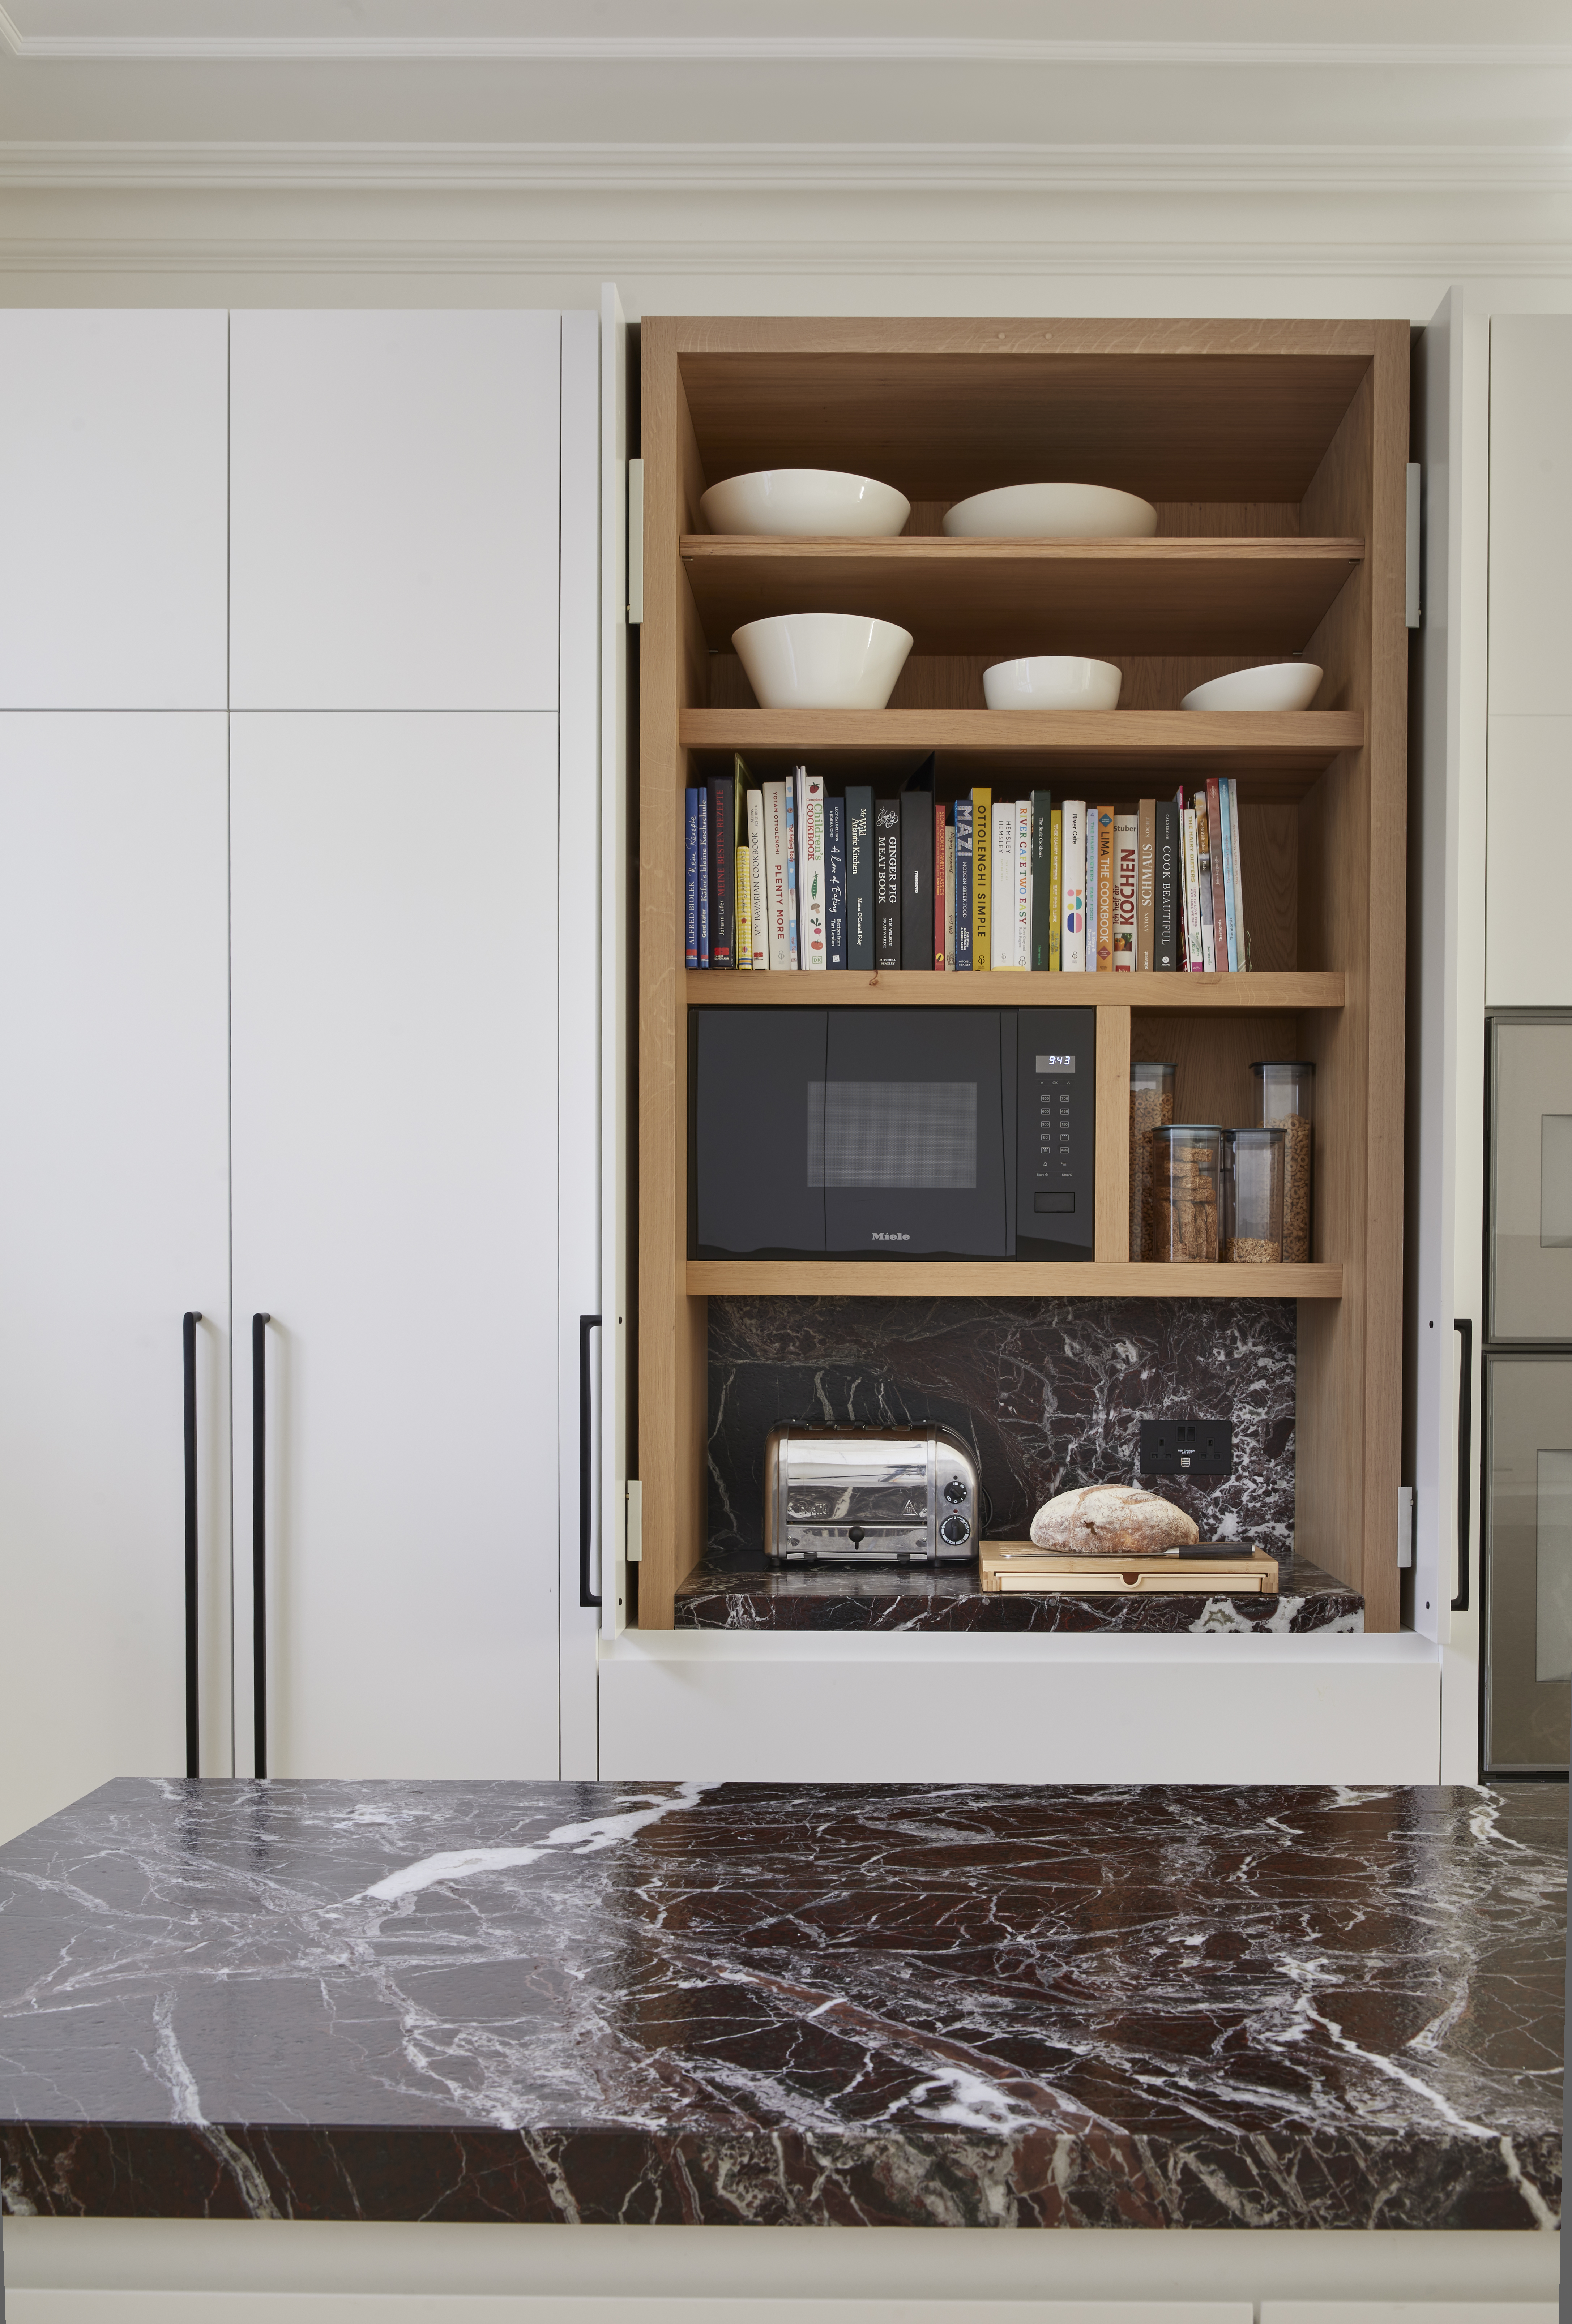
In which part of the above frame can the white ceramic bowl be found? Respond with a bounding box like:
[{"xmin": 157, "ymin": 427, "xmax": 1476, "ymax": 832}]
[
  {"xmin": 700, "ymin": 469, "xmax": 911, "ymax": 539},
  {"xmin": 733, "ymin": 613, "xmax": 914, "ymax": 711},
  {"xmin": 983, "ymin": 656, "xmax": 1123, "ymax": 711},
  {"xmin": 943, "ymin": 483, "xmax": 1158, "ymax": 540},
  {"xmin": 1180, "ymin": 662, "xmax": 1324, "ymax": 713}
]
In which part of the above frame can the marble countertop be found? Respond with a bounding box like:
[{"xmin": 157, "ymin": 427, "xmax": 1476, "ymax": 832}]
[
  {"xmin": 0, "ymin": 1779, "xmax": 1559, "ymax": 2232},
  {"xmin": 673, "ymin": 1549, "xmax": 1363, "ymax": 1633}
]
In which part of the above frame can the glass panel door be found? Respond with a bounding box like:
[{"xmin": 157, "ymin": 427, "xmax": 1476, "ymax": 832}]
[{"xmin": 1484, "ymin": 1352, "xmax": 1572, "ymax": 1772}]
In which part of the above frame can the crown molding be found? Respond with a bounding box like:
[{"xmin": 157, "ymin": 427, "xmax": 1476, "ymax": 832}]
[
  {"xmin": 3, "ymin": 139, "xmax": 1570, "ymax": 195},
  {"xmin": 1, "ymin": 13, "xmax": 1569, "ymax": 68},
  {"xmin": 3, "ymin": 234, "xmax": 1569, "ymax": 283}
]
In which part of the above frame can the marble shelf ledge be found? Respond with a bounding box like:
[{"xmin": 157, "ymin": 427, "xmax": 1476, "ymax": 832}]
[
  {"xmin": 672, "ymin": 1549, "xmax": 1363, "ymax": 1634},
  {"xmin": 0, "ymin": 1779, "xmax": 1560, "ymax": 2233}
]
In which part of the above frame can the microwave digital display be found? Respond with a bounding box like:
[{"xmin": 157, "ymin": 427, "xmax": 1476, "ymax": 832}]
[{"xmin": 691, "ymin": 1007, "xmax": 1094, "ymax": 1263}]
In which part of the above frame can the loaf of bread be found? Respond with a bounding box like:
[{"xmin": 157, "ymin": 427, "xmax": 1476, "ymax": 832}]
[{"xmin": 1029, "ymin": 1485, "xmax": 1199, "ymax": 1557}]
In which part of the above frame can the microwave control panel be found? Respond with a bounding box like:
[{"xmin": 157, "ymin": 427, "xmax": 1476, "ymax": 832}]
[{"xmin": 1015, "ymin": 1008, "xmax": 1096, "ymax": 1261}]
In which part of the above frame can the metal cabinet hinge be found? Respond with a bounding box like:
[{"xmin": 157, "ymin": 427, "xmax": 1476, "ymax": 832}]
[
  {"xmin": 1398, "ymin": 1483, "xmax": 1415, "ymax": 1570},
  {"xmin": 625, "ymin": 1478, "xmax": 642, "ymax": 1562},
  {"xmin": 627, "ymin": 458, "xmax": 644, "ymax": 626},
  {"xmin": 1405, "ymin": 463, "xmax": 1421, "ymax": 629}
]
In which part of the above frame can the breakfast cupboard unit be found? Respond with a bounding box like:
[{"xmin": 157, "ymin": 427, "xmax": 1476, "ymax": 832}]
[
  {"xmin": 635, "ymin": 316, "xmax": 1409, "ymax": 1638},
  {"xmin": 0, "ymin": 307, "xmax": 607, "ymax": 1842}
]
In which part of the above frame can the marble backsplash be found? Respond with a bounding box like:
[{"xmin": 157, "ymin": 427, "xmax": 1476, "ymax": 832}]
[{"xmin": 708, "ymin": 1296, "xmax": 1298, "ymax": 1562}]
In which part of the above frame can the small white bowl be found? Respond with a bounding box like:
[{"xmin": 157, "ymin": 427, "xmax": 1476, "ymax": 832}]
[
  {"xmin": 943, "ymin": 483, "xmax": 1158, "ymax": 540},
  {"xmin": 700, "ymin": 469, "xmax": 910, "ymax": 539},
  {"xmin": 732, "ymin": 613, "xmax": 914, "ymax": 711},
  {"xmin": 983, "ymin": 656, "xmax": 1123, "ymax": 712},
  {"xmin": 1181, "ymin": 662, "xmax": 1324, "ymax": 713}
]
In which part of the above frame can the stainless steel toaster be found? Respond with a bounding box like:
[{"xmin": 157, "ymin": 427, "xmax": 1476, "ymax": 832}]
[{"xmin": 764, "ymin": 1424, "xmax": 981, "ymax": 1564}]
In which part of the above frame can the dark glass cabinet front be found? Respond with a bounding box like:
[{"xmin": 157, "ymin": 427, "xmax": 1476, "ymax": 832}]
[{"xmin": 691, "ymin": 1006, "xmax": 1095, "ymax": 1262}]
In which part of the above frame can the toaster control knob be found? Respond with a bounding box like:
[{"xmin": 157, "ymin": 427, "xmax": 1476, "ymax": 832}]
[
  {"xmin": 940, "ymin": 1513, "xmax": 971, "ymax": 1546},
  {"xmin": 943, "ymin": 1476, "xmax": 968, "ymax": 1503}
]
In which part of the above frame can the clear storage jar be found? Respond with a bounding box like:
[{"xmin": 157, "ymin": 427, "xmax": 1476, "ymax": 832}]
[
  {"xmin": 1250, "ymin": 1061, "xmax": 1314, "ymax": 1263},
  {"xmin": 1128, "ymin": 1062, "xmax": 1176, "ymax": 1262},
  {"xmin": 1223, "ymin": 1126, "xmax": 1286, "ymax": 1262},
  {"xmin": 1149, "ymin": 1125, "xmax": 1224, "ymax": 1263}
]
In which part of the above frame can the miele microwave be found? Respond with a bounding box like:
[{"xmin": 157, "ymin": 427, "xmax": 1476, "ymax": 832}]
[{"xmin": 690, "ymin": 1007, "xmax": 1094, "ymax": 1261}]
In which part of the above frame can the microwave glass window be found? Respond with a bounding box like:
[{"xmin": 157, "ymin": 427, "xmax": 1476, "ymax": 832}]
[
  {"xmin": 1484, "ymin": 1352, "xmax": 1572, "ymax": 1772},
  {"xmin": 1541, "ymin": 1114, "xmax": 1572, "ymax": 1247},
  {"xmin": 1490, "ymin": 1017, "xmax": 1572, "ymax": 1339},
  {"xmin": 808, "ymin": 1080, "xmax": 978, "ymax": 1190}
]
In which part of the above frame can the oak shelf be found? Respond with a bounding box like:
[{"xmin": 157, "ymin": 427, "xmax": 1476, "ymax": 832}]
[
  {"xmin": 682, "ymin": 535, "xmax": 1363, "ymax": 658},
  {"xmin": 684, "ymin": 969, "xmax": 1345, "ymax": 1010},
  {"xmin": 688, "ymin": 1261, "xmax": 1344, "ymax": 1300},
  {"xmin": 678, "ymin": 708, "xmax": 1363, "ymax": 798}
]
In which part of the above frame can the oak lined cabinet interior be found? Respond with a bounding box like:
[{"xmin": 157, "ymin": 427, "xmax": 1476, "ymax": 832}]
[{"xmin": 638, "ymin": 316, "xmax": 1409, "ymax": 1632}]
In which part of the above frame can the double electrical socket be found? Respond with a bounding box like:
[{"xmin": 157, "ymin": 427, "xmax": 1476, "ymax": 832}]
[{"xmin": 1140, "ymin": 1418, "xmax": 1234, "ymax": 1476}]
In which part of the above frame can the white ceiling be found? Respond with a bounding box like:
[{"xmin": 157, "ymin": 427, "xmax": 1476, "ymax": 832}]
[{"xmin": 1, "ymin": 0, "xmax": 1570, "ymax": 191}]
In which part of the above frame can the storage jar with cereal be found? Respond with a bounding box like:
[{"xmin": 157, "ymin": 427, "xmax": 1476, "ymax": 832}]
[
  {"xmin": 1249, "ymin": 1061, "xmax": 1315, "ymax": 1263},
  {"xmin": 1222, "ymin": 1126, "xmax": 1286, "ymax": 1262},
  {"xmin": 1128, "ymin": 1062, "xmax": 1176, "ymax": 1262},
  {"xmin": 1149, "ymin": 1125, "xmax": 1223, "ymax": 1263}
]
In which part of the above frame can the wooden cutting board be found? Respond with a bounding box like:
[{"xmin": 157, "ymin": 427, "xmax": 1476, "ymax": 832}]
[{"xmin": 979, "ymin": 1543, "xmax": 1280, "ymax": 1595}]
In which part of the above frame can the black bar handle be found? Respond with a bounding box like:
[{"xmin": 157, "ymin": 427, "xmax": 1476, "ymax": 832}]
[
  {"xmin": 253, "ymin": 1313, "xmax": 271, "ymax": 1776},
  {"xmin": 1452, "ymin": 1318, "xmax": 1473, "ymax": 1613},
  {"xmin": 183, "ymin": 1312, "xmax": 202, "ymax": 1778},
  {"xmin": 580, "ymin": 1314, "xmax": 601, "ymax": 1608}
]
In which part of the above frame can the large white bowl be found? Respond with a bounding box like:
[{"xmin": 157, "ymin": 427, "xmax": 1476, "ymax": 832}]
[
  {"xmin": 983, "ymin": 656, "xmax": 1123, "ymax": 711},
  {"xmin": 1181, "ymin": 661, "xmax": 1324, "ymax": 713},
  {"xmin": 700, "ymin": 469, "xmax": 910, "ymax": 539},
  {"xmin": 732, "ymin": 613, "xmax": 914, "ymax": 711},
  {"xmin": 943, "ymin": 483, "xmax": 1158, "ymax": 539}
]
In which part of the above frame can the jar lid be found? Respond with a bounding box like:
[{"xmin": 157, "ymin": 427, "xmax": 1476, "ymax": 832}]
[
  {"xmin": 1225, "ymin": 1124, "xmax": 1287, "ymax": 1141},
  {"xmin": 1152, "ymin": 1123, "xmax": 1224, "ymax": 1137},
  {"xmin": 1248, "ymin": 1060, "xmax": 1316, "ymax": 1072}
]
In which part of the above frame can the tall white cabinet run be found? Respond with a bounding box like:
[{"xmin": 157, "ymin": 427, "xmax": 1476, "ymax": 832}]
[{"xmin": 0, "ymin": 308, "xmax": 605, "ymax": 1840}]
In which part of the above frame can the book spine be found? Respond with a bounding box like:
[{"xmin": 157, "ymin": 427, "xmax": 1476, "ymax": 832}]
[
  {"xmin": 1136, "ymin": 797, "xmax": 1156, "ymax": 972},
  {"xmin": 697, "ymin": 788, "xmax": 711, "ymax": 968},
  {"xmin": 1216, "ymin": 777, "xmax": 1238, "ymax": 972},
  {"xmin": 706, "ymin": 778, "xmax": 734, "ymax": 968},
  {"xmin": 1113, "ymin": 810, "xmax": 1137, "ymax": 971},
  {"xmin": 1195, "ymin": 789, "xmax": 1216, "ymax": 974},
  {"xmin": 900, "ymin": 788, "xmax": 934, "ymax": 970},
  {"xmin": 845, "ymin": 784, "xmax": 875, "ymax": 971},
  {"xmin": 1061, "ymin": 801, "xmax": 1086, "ymax": 971},
  {"xmin": 1154, "ymin": 798, "xmax": 1178, "ymax": 970},
  {"xmin": 1095, "ymin": 806, "xmax": 1115, "ymax": 972},
  {"xmin": 747, "ymin": 790, "xmax": 768, "ymax": 968},
  {"xmin": 763, "ymin": 781, "xmax": 789, "ymax": 970},
  {"xmin": 875, "ymin": 799, "xmax": 901, "ymax": 969},
  {"xmin": 990, "ymin": 802, "xmax": 1015, "ymax": 969},
  {"xmin": 971, "ymin": 788, "xmax": 992, "ymax": 969},
  {"xmin": 1048, "ymin": 808, "xmax": 1062, "ymax": 971},
  {"xmin": 1029, "ymin": 790, "xmax": 1052, "ymax": 969},
  {"xmin": 684, "ymin": 788, "xmax": 699, "ymax": 969},
  {"xmin": 934, "ymin": 802, "xmax": 947, "ymax": 968},
  {"xmin": 1082, "ymin": 807, "xmax": 1098, "ymax": 971},
  {"xmin": 1228, "ymin": 778, "xmax": 1248, "ymax": 970},
  {"xmin": 1205, "ymin": 776, "xmax": 1229, "ymax": 972},
  {"xmin": 784, "ymin": 773, "xmax": 801, "ymax": 969},
  {"xmin": 954, "ymin": 799, "xmax": 974, "ymax": 969},
  {"xmin": 826, "ymin": 797, "xmax": 846, "ymax": 970},
  {"xmin": 944, "ymin": 823, "xmax": 956, "ymax": 970},
  {"xmin": 801, "ymin": 769, "xmax": 827, "ymax": 970},
  {"xmin": 1015, "ymin": 798, "xmax": 1031, "ymax": 969},
  {"xmin": 1181, "ymin": 801, "xmax": 1203, "ymax": 972},
  {"xmin": 735, "ymin": 844, "xmax": 751, "ymax": 971}
]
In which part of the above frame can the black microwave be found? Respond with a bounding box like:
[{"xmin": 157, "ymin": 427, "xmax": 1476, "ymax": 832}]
[{"xmin": 691, "ymin": 1007, "xmax": 1095, "ymax": 1262}]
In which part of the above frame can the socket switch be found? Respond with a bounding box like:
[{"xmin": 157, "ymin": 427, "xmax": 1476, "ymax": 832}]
[{"xmin": 1140, "ymin": 1418, "xmax": 1234, "ymax": 1477}]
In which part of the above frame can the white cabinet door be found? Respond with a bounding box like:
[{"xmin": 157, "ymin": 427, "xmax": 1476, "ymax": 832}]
[
  {"xmin": 1485, "ymin": 713, "xmax": 1572, "ymax": 1004},
  {"xmin": 0, "ymin": 312, "xmax": 228, "ymax": 710},
  {"xmin": 0, "ymin": 714, "xmax": 231, "ymax": 1844},
  {"xmin": 1488, "ymin": 314, "xmax": 1572, "ymax": 716},
  {"xmin": 230, "ymin": 713, "xmax": 560, "ymax": 1777},
  {"xmin": 230, "ymin": 312, "xmax": 561, "ymax": 712}
]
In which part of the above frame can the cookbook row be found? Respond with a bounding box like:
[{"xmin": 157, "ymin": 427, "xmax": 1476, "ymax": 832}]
[{"xmin": 684, "ymin": 756, "xmax": 1252, "ymax": 974}]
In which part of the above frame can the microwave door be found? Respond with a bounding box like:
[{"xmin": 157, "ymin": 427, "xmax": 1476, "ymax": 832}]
[
  {"xmin": 820, "ymin": 1009, "xmax": 1010, "ymax": 1257},
  {"xmin": 1489, "ymin": 1017, "xmax": 1572, "ymax": 1341},
  {"xmin": 1483, "ymin": 1352, "xmax": 1572, "ymax": 1774},
  {"xmin": 692, "ymin": 1008, "xmax": 828, "ymax": 1257}
]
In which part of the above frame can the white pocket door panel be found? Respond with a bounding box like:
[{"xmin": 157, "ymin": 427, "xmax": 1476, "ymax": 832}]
[
  {"xmin": 0, "ymin": 714, "xmax": 231, "ymax": 1842},
  {"xmin": 0, "ymin": 312, "xmax": 228, "ymax": 709},
  {"xmin": 230, "ymin": 313, "xmax": 561, "ymax": 711},
  {"xmin": 230, "ymin": 713, "xmax": 560, "ymax": 1777}
]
